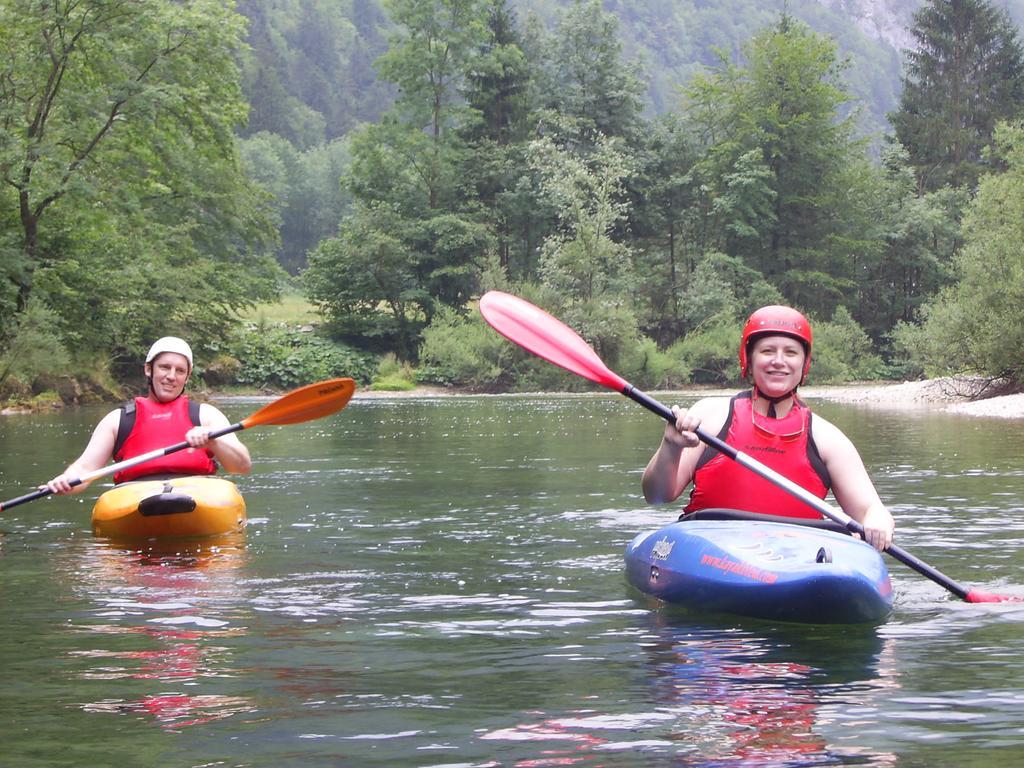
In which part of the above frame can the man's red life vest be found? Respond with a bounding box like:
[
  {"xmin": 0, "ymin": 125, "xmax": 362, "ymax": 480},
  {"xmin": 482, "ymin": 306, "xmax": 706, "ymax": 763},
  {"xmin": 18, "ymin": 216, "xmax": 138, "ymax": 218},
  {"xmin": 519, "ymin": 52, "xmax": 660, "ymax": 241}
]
[
  {"xmin": 683, "ymin": 392, "xmax": 830, "ymax": 519},
  {"xmin": 113, "ymin": 396, "xmax": 217, "ymax": 483}
]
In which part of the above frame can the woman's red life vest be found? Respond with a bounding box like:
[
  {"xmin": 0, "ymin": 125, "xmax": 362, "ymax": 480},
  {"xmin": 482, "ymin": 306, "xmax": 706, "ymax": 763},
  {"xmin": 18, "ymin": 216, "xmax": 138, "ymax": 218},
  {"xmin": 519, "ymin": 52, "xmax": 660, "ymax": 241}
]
[
  {"xmin": 113, "ymin": 396, "xmax": 217, "ymax": 483},
  {"xmin": 684, "ymin": 392, "xmax": 830, "ymax": 519}
]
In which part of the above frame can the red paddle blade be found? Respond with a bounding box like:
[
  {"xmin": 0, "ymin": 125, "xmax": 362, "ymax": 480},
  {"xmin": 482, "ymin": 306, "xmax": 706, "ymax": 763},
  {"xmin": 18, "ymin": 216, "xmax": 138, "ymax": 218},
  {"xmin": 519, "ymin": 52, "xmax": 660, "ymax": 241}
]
[
  {"xmin": 965, "ymin": 590, "xmax": 1023, "ymax": 603},
  {"xmin": 479, "ymin": 291, "xmax": 628, "ymax": 391}
]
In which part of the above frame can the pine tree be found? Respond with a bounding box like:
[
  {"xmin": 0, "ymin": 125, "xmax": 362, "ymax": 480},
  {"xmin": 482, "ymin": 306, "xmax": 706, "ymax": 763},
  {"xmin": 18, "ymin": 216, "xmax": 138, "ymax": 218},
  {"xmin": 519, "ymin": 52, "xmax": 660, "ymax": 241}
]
[
  {"xmin": 538, "ymin": 0, "xmax": 644, "ymax": 145},
  {"xmin": 890, "ymin": 0, "xmax": 1024, "ymax": 193},
  {"xmin": 684, "ymin": 14, "xmax": 862, "ymax": 317},
  {"xmin": 461, "ymin": 0, "xmax": 531, "ymax": 147}
]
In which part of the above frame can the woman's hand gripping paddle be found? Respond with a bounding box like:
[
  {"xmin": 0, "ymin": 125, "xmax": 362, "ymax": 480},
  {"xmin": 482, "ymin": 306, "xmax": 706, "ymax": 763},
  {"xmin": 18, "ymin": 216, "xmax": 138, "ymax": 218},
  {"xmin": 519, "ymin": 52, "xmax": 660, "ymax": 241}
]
[
  {"xmin": 0, "ymin": 378, "xmax": 357, "ymax": 512},
  {"xmin": 478, "ymin": 290, "xmax": 1019, "ymax": 604}
]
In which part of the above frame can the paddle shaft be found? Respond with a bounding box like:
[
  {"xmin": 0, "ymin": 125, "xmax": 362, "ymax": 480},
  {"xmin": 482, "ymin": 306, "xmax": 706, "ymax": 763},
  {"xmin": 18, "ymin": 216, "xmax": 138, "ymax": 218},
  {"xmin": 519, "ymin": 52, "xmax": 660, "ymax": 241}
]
[
  {"xmin": 0, "ymin": 422, "xmax": 245, "ymax": 513},
  {"xmin": 477, "ymin": 290, "xmax": 1012, "ymax": 603},
  {"xmin": 622, "ymin": 384, "xmax": 975, "ymax": 601}
]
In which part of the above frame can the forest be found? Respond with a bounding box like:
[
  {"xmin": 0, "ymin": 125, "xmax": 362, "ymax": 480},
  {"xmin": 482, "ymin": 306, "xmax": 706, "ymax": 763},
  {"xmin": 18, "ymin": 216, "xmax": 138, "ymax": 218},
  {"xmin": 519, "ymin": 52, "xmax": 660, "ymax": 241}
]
[{"xmin": 2, "ymin": 0, "xmax": 1024, "ymax": 402}]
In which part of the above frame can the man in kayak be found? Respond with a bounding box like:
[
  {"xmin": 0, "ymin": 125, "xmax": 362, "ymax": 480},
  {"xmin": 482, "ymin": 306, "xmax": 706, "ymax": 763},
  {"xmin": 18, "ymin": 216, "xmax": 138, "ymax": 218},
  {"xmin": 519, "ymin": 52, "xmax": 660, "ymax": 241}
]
[
  {"xmin": 641, "ymin": 306, "xmax": 894, "ymax": 551},
  {"xmin": 45, "ymin": 336, "xmax": 251, "ymax": 494}
]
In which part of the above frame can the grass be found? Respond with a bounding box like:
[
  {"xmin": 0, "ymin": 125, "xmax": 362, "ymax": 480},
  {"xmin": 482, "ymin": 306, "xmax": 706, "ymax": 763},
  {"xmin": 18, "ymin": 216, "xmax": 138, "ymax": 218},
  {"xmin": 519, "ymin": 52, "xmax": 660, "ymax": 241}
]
[
  {"xmin": 369, "ymin": 374, "xmax": 417, "ymax": 391},
  {"xmin": 242, "ymin": 286, "xmax": 319, "ymax": 326},
  {"xmin": 370, "ymin": 352, "xmax": 418, "ymax": 391}
]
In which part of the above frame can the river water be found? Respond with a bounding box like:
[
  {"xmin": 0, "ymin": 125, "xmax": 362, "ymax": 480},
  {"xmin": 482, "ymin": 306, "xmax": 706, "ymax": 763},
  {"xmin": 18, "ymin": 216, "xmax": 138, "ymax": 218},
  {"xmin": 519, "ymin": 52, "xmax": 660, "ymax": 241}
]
[{"xmin": 1, "ymin": 393, "xmax": 1023, "ymax": 766}]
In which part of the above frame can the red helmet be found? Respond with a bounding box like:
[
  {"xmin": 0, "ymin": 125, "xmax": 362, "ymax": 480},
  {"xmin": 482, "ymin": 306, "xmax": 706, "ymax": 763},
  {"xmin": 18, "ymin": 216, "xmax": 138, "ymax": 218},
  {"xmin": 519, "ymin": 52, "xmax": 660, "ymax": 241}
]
[{"xmin": 739, "ymin": 306, "xmax": 813, "ymax": 381}]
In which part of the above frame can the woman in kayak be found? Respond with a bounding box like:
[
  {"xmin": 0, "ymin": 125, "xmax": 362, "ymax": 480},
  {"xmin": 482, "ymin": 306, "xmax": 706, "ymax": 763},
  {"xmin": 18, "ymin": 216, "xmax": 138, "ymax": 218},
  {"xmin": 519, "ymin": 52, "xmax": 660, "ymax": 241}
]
[
  {"xmin": 641, "ymin": 306, "xmax": 894, "ymax": 551},
  {"xmin": 45, "ymin": 336, "xmax": 251, "ymax": 494}
]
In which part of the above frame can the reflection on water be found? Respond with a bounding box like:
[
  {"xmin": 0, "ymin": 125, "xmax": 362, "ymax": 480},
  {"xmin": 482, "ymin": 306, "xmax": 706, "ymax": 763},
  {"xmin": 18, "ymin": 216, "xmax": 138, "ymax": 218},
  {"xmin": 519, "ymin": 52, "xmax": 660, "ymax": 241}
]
[
  {"xmin": 68, "ymin": 536, "xmax": 255, "ymax": 732},
  {"xmin": 640, "ymin": 618, "xmax": 901, "ymax": 767},
  {"xmin": 2, "ymin": 396, "xmax": 1024, "ymax": 764},
  {"xmin": 477, "ymin": 616, "xmax": 902, "ymax": 766}
]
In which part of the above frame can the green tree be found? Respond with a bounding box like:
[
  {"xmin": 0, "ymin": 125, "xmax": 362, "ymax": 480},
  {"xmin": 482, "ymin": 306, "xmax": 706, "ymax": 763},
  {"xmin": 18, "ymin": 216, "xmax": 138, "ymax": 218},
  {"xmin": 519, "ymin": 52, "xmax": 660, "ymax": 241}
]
[
  {"xmin": 897, "ymin": 121, "xmax": 1024, "ymax": 385},
  {"xmin": 240, "ymin": 133, "xmax": 353, "ymax": 273},
  {"xmin": 683, "ymin": 14, "xmax": 864, "ymax": 318},
  {"xmin": 306, "ymin": 0, "xmax": 496, "ymax": 356},
  {"xmin": 628, "ymin": 113, "xmax": 703, "ymax": 345},
  {"xmin": 305, "ymin": 202, "xmax": 430, "ymax": 358},
  {"xmin": 532, "ymin": 135, "xmax": 634, "ymax": 303},
  {"xmin": 844, "ymin": 145, "xmax": 965, "ymax": 341},
  {"xmin": 237, "ymin": 0, "xmax": 394, "ymax": 147},
  {"xmin": 376, "ymin": 0, "xmax": 487, "ymax": 163},
  {"xmin": 458, "ymin": 0, "xmax": 536, "ymax": 275},
  {"xmin": 0, "ymin": 0, "xmax": 280, "ymax": 367},
  {"xmin": 530, "ymin": 134, "xmax": 639, "ymax": 366},
  {"xmin": 535, "ymin": 0, "xmax": 644, "ymax": 145},
  {"xmin": 890, "ymin": 0, "xmax": 1024, "ymax": 193},
  {"xmin": 461, "ymin": 0, "xmax": 531, "ymax": 147}
]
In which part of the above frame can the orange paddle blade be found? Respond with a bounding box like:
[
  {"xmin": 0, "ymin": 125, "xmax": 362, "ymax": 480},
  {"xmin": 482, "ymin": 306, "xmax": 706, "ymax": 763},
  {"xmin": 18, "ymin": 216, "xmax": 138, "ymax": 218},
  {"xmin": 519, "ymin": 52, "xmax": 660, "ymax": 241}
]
[{"xmin": 240, "ymin": 378, "xmax": 356, "ymax": 428}]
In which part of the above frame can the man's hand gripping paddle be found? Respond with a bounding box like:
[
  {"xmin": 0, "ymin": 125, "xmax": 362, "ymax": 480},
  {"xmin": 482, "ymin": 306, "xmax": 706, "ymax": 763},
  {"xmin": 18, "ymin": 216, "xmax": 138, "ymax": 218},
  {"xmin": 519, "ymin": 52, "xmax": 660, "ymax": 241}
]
[{"xmin": 1, "ymin": 378, "xmax": 357, "ymax": 512}]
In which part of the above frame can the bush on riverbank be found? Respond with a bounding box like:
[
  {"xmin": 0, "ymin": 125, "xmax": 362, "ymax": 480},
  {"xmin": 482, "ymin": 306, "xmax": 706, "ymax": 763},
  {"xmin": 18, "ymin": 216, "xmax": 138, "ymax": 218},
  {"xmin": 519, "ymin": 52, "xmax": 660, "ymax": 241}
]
[
  {"xmin": 415, "ymin": 301, "xmax": 887, "ymax": 390},
  {"xmin": 226, "ymin": 323, "xmax": 377, "ymax": 390},
  {"xmin": 0, "ymin": 291, "xmax": 891, "ymax": 409},
  {"xmin": 0, "ymin": 302, "xmax": 126, "ymax": 407},
  {"xmin": 370, "ymin": 353, "xmax": 417, "ymax": 391},
  {"xmin": 810, "ymin": 306, "xmax": 888, "ymax": 382},
  {"xmin": 0, "ymin": 306, "xmax": 378, "ymax": 408}
]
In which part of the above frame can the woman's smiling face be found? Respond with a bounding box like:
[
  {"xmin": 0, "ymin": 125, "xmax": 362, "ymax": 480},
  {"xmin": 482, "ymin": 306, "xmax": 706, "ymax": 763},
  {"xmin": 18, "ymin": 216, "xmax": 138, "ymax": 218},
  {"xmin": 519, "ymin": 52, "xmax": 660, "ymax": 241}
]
[{"xmin": 749, "ymin": 334, "xmax": 806, "ymax": 395}]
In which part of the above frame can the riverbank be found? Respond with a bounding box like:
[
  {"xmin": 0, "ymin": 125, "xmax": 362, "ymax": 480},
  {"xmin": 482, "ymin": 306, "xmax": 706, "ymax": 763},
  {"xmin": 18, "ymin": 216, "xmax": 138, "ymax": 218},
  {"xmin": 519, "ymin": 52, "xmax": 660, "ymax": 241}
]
[
  {"xmin": 5, "ymin": 376, "xmax": 1021, "ymax": 418},
  {"xmin": 802, "ymin": 376, "xmax": 1023, "ymax": 418},
  {"xmin": 354, "ymin": 375, "xmax": 1023, "ymax": 418}
]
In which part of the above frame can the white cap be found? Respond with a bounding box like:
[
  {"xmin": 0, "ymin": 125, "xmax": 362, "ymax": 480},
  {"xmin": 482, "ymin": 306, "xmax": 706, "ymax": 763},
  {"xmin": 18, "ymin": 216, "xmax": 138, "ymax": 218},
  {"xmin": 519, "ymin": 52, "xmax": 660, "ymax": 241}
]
[{"xmin": 145, "ymin": 336, "xmax": 193, "ymax": 369}]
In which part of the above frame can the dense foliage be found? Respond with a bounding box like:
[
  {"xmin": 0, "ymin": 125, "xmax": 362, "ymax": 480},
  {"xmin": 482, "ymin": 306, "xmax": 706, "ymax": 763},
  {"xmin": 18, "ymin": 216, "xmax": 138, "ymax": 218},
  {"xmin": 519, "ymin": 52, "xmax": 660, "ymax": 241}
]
[
  {"xmin": 227, "ymin": 325, "xmax": 377, "ymax": 389},
  {"xmin": 0, "ymin": 0, "xmax": 282, "ymax": 398},
  {"xmin": 237, "ymin": 0, "xmax": 394, "ymax": 146},
  {"xmin": 893, "ymin": 122, "xmax": 1024, "ymax": 384},
  {"xmin": 236, "ymin": 0, "xmax": 929, "ymax": 148},
  {"xmin": 4, "ymin": 0, "xmax": 1024, "ymax": 401},
  {"xmin": 890, "ymin": 0, "xmax": 1024, "ymax": 192},
  {"xmin": 304, "ymin": 1, "xmax": 974, "ymax": 390}
]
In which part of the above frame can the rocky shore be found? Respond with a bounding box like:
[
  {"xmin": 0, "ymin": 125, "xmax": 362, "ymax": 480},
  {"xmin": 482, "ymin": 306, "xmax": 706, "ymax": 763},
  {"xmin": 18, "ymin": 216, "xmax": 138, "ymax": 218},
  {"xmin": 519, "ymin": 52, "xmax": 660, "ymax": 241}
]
[
  {"xmin": 6, "ymin": 376, "xmax": 1022, "ymax": 418},
  {"xmin": 802, "ymin": 376, "xmax": 1024, "ymax": 418},
  {"xmin": 358, "ymin": 375, "xmax": 1024, "ymax": 419},
  {"xmin": 355, "ymin": 376, "xmax": 1024, "ymax": 419}
]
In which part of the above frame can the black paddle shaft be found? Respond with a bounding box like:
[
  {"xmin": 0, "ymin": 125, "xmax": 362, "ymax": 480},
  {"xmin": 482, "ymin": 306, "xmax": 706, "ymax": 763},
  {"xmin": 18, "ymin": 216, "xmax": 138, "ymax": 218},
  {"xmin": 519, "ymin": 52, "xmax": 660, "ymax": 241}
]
[{"xmin": 620, "ymin": 383, "xmax": 976, "ymax": 600}]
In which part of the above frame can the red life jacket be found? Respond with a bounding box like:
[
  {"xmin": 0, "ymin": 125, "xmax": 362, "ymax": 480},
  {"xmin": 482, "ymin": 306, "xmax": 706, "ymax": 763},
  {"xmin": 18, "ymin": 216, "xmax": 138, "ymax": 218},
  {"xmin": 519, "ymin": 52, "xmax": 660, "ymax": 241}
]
[
  {"xmin": 113, "ymin": 396, "xmax": 217, "ymax": 483},
  {"xmin": 684, "ymin": 392, "xmax": 830, "ymax": 519}
]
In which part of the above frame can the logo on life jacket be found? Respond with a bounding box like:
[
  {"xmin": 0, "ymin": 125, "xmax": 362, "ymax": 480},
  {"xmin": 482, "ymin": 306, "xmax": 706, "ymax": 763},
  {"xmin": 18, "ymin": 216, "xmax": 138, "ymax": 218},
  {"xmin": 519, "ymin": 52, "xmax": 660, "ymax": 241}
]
[{"xmin": 743, "ymin": 443, "xmax": 785, "ymax": 455}]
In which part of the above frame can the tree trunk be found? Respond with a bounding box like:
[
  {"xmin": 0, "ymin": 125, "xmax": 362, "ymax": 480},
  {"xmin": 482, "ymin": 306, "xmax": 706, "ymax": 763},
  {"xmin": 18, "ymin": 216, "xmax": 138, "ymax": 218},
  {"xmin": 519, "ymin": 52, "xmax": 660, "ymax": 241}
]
[{"xmin": 17, "ymin": 190, "xmax": 38, "ymax": 312}]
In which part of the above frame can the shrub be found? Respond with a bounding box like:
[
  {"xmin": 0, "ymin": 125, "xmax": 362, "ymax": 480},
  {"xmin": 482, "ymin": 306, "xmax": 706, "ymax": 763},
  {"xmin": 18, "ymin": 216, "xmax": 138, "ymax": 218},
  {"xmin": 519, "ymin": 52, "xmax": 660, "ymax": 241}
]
[
  {"xmin": 417, "ymin": 307, "xmax": 505, "ymax": 388},
  {"xmin": 371, "ymin": 353, "xmax": 417, "ymax": 391},
  {"xmin": 229, "ymin": 325, "xmax": 376, "ymax": 389},
  {"xmin": 0, "ymin": 301, "xmax": 71, "ymax": 392},
  {"xmin": 810, "ymin": 306, "xmax": 887, "ymax": 383},
  {"xmin": 671, "ymin": 317, "xmax": 741, "ymax": 384},
  {"xmin": 887, "ymin": 320, "xmax": 929, "ymax": 380},
  {"xmin": 560, "ymin": 300, "xmax": 640, "ymax": 374},
  {"xmin": 620, "ymin": 337, "xmax": 692, "ymax": 390},
  {"xmin": 370, "ymin": 374, "xmax": 417, "ymax": 392}
]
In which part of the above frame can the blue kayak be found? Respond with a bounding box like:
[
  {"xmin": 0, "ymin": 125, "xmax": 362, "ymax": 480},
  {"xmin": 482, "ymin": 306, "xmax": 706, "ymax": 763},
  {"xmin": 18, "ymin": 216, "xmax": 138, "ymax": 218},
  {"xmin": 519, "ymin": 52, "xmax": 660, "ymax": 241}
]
[{"xmin": 625, "ymin": 510, "xmax": 893, "ymax": 624}]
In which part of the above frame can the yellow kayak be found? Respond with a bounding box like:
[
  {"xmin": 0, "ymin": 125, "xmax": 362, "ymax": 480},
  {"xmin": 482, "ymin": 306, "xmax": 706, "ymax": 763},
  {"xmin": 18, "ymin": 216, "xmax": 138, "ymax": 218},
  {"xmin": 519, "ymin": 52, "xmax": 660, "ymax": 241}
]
[{"xmin": 91, "ymin": 476, "xmax": 246, "ymax": 539}]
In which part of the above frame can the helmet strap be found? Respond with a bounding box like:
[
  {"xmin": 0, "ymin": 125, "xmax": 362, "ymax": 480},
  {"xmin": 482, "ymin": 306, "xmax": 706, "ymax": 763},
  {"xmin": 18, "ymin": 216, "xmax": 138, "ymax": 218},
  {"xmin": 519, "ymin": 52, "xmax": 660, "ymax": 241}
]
[{"xmin": 753, "ymin": 386, "xmax": 796, "ymax": 419}]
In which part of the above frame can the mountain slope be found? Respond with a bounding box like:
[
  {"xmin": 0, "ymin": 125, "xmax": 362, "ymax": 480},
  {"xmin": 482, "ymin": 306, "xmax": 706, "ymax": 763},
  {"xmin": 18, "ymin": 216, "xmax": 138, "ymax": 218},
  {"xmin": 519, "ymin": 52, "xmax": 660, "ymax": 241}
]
[{"xmin": 237, "ymin": 0, "xmax": 1024, "ymax": 144}]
